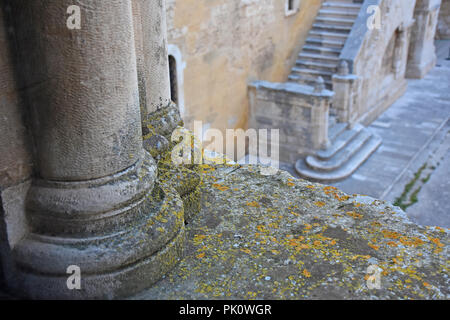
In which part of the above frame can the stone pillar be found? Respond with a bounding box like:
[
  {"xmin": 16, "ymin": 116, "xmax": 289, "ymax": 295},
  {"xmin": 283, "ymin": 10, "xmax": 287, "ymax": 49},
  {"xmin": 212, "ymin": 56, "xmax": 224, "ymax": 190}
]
[
  {"xmin": 0, "ymin": 3, "xmax": 33, "ymax": 288},
  {"xmin": 406, "ymin": 0, "xmax": 442, "ymax": 79},
  {"xmin": 6, "ymin": 0, "xmax": 184, "ymax": 299},
  {"xmin": 312, "ymin": 77, "xmax": 331, "ymax": 150},
  {"xmin": 132, "ymin": 0, "xmax": 182, "ymax": 158},
  {"xmin": 132, "ymin": 0, "xmax": 171, "ymax": 115},
  {"xmin": 332, "ymin": 61, "xmax": 358, "ymax": 126}
]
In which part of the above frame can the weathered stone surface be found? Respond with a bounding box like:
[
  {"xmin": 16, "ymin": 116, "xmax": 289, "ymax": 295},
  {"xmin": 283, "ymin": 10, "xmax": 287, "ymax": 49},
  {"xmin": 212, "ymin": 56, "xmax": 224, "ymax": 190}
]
[{"xmin": 134, "ymin": 164, "xmax": 448, "ymax": 299}]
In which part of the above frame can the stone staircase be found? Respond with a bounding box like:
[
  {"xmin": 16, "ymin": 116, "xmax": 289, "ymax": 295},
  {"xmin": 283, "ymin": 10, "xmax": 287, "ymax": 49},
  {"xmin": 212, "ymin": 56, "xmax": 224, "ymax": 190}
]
[
  {"xmin": 295, "ymin": 118, "xmax": 382, "ymax": 182},
  {"xmin": 288, "ymin": 0, "xmax": 363, "ymax": 89},
  {"xmin": 289, "ymin": 0, "xmax": 383, "ymax": 182}
]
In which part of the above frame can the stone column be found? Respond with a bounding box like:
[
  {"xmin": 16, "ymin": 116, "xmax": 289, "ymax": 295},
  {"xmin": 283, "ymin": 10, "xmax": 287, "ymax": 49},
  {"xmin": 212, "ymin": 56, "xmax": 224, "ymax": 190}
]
[
  {"xmin": 312, "ymin": 77, "xmax": 332, "ymax": 150},
  {"xmin": 406, "ymin": 0, "xmax": 442, "ymax": 78},
  {"xmin": 132, "ymin": 0, "xmax": 182, "ymax": 158},
  {"xmin": 332, "ymin": 61, "xmax": 358, "ymax": 126},
  {"xmin": 132, "ymin": 0, "xmax": 171, "ymax": 115},
  {"xmin": 6, "ymin": 0, "xmax": 184, "ymax": 299}
]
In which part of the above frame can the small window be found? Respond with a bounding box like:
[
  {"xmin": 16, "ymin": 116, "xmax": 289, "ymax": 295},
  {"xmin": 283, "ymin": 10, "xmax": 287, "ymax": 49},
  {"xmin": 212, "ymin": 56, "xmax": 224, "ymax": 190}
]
[
  {"xmin": 285, "ymin": 0, "xmax": 299, "ymax": 17},
  {"xmin": 288, "ymin": 0, "xmax": 294, "ymax": 11}
]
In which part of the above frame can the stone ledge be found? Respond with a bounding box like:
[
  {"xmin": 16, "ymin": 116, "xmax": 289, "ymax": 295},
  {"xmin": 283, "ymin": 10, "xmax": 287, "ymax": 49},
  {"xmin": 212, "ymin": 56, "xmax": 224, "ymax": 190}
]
[{"xmin": 133, "ymin": 164, "xmax": 448, "ymax": 300}]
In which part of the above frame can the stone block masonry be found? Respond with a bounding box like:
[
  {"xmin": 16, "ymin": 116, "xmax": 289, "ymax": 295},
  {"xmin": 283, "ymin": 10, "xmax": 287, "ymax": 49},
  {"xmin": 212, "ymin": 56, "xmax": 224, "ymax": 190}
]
[{"xmin": 249, "ymin": 80, "xmax": 333, "ymax": 163}]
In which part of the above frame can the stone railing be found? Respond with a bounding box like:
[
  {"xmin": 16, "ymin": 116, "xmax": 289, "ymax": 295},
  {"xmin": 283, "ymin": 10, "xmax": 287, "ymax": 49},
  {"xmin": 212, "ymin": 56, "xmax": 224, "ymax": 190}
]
[
  {"xmin": 248, "ymin": 79, "xmax": 334, "ymax": 163},
  {"xmin": 335, "ymin": 0, "xmax": 417, "ymax": 125}
]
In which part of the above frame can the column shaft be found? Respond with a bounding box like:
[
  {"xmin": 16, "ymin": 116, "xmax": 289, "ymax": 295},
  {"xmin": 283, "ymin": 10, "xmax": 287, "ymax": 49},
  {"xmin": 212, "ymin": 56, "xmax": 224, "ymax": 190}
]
[
  {"xmin": 132, "ymin": 0, "xmax": 171, "ymax": 116},
  {"xmin": 13, "ymin": 0, "xmax": 143, "ymax": 181}
]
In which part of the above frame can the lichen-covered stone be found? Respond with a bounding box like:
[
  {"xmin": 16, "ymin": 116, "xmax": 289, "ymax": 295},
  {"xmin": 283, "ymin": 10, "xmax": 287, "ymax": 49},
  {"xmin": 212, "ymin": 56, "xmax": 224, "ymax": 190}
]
[
  {"xmin": 142, "ymin": 102, "xmax": 202, "ymax": 222},
  {"xmin": 134, "ymin": 164, "xmax": 449, "ymax": 300},
  {"xmin": 143, "ymin": 134, "xmax": 170, "ymax": 160},
  {"xmin": 142, "ymin": 102, "xmax": 183, "ymax": 139}
]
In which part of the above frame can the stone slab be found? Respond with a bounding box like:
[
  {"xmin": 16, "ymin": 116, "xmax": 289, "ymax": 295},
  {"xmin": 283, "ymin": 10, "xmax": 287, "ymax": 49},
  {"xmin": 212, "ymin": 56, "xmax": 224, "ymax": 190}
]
[{"xmin": 131, "ymin": 164, "xmax": 449, "ymax": 300}]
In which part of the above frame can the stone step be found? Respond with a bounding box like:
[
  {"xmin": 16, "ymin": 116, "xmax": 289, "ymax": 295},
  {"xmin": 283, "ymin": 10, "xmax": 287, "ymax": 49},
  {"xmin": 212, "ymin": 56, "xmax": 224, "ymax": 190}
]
[
  {"xmin": 306, "ymin": 129, "xmax": 372, "ymax": 172},
  {"xmin": 298, "ymin": 52, "xmax": 340, "ymax": 64},
  {"xmin": 312, "ymin": 23, "xmax": 353, "ymax": 34},
  {"xmin": 288, "ymin": 74, "xmax": 333, "ymax": 89},
  {"xmin": 302, "ymin": 45, "xmax": 341, "ymax": 57},
  {"xmin": 306, "ymin": 37, "xmax": 345, "ymax": 49},
  {"xmin": 295, "ymin": 134, "xmax": 382, "ymax": 182},
  {"xmin": 295, "ymin": 59, "xmax": 338, "ymax": 73},
  {"xmin": 309, "ymin": 30, "xmax": 349, "ymax": 42},
  {"xmin": 291, "ymin": 67, "xmax": 333, "ymax": 80},
  {"xmin": 328, "ymin": 122, "xmax": 348, "ymax": 142},
  {"xmin": 315, "ymin": 16, "xmax": 356, "ymax": 27},
  {"xmin": 322, "ymin": 2, "xmax": 363, "ymax": 13},
  {"xmin": 317, "ymin": 123, "xmax": 364, "ymax": 159},
  {"xmin": 319, "ymin": 9, "xmax": 359, "ymax": 19}
]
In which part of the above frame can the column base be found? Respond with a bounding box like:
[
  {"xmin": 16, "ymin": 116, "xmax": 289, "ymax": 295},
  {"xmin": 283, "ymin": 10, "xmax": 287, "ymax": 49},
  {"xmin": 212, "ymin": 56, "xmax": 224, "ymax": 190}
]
[
  {"xmin": 143, "ymin": 102, "xmax": 202, "ymax": 223},
  {"xmin": 7, "ymin": 155, "xmax": 186, "ymax": 299},
  {"xmin": 158, "ymin": 162, "xmax": 202, "ymax": 223}
]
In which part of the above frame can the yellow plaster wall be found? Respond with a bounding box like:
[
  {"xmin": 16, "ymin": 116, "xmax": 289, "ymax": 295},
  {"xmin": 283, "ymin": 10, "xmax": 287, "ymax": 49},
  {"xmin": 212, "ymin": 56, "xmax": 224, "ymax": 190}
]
[{"xmin": 166, "ymin": 0, "xmax": 322, "ymax": 133}]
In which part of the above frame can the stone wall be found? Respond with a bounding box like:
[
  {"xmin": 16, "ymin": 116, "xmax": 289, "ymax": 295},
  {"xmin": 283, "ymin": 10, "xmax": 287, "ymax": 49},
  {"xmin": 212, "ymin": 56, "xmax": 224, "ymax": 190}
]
[
  {"xmin": 249, "ymin": 81, "xmax": 333, "ymax": 163},
  {"xmin": 166, "ymin": 0, "xmax": 322, "ymax": 136},
  {"xmin": 340, "ymin": 0, "xmax": 416, "ymax": 125},
  {"xmin": 436, "ymin": 0, "xmax": 450, "ymax": 39},
  {"xmin": 407, "ymin": 0, "xmax": 441, "ymax": 79}
]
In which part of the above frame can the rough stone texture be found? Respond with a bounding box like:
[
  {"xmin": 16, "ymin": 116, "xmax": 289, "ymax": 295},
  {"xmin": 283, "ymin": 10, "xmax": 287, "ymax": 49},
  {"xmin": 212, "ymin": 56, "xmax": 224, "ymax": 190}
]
[
  {"xmin": 165, "ymin": 0, "xmax": 323, "ymax": 147},
  {"xmin": 134, "ymin": 164, "xmax": 449, "ymax": 299},
  {"xmin": 436, "ymin": 0, "xmax": 450, "ymax": 39}
]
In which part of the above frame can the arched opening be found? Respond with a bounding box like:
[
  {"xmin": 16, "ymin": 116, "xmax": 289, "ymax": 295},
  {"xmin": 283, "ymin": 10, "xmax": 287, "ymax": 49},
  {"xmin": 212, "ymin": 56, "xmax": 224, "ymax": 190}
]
[
  {"xmin": 167, "ymin": 44, "xmax": 185, "ymax": 117},
  {"xmin": 168, "ymin": 55, "xmax": 178, "ymax": 105}
]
